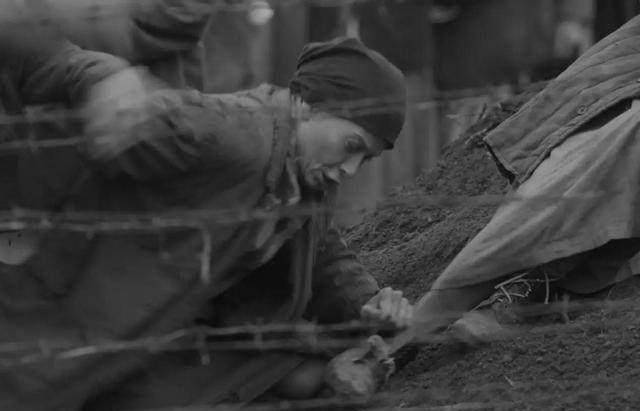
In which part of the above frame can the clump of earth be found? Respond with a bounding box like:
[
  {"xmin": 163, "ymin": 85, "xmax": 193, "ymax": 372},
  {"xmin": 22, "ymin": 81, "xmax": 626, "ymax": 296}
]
[{"xmin": 345, "ymin": 86, "xmax": 640, "ymax": 409}]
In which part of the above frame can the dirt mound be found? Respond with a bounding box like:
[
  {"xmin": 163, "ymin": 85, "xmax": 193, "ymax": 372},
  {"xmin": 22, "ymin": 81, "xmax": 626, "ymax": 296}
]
[
  {"xmin": 345, "ymin": 88, "xmax": 537, "ymax": 299},
  {"xmin": 386, "ymin": 288, "xmax": 640, "ymax": 410},
  {"xmin": 348, "ymin": 85, "xmax": 640, "ymax": 409}
]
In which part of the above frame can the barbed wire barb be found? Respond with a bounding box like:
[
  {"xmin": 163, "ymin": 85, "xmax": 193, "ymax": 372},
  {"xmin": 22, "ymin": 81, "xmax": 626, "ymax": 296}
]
[{"xmin": 0, "ymin": 297, "xmax": 637, "ymax": 368}]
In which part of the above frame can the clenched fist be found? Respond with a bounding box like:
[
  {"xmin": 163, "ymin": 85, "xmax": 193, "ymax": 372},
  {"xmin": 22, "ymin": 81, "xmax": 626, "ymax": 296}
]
[{"xmin": 361, "ymin": 287, "xmax": 413, "ymax": 329}]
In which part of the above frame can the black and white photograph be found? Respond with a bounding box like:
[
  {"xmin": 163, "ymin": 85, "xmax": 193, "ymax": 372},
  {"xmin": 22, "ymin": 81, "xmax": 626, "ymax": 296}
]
[{"xmin": 0, "ymin": 0, "xmax": 639, "ymax": 410}]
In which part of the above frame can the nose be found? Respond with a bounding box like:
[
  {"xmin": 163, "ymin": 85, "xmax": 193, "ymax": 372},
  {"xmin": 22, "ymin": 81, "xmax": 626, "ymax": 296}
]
[
  {"xmin": 324, "ymin": 168, "xmax": 342, "ymax": 184},
  {"xmin": 340, "ymin": 153, "xmax": 365, "ymax": 177}
]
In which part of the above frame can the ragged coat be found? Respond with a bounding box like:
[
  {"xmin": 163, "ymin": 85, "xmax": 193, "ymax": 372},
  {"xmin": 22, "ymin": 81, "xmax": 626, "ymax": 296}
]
[
  {"xmin": 484, "ymin": 14, "xmax": 640, "ymax": 187},
  {"xmin": 0, "ymin": 6, "xmax": 379, "ymax": 408},
  {"xmin": 432, "ymin": 15, "xmax": 640, "ymax": 292},
  {"xmin": 0, "ymin": 70, "xmax": 379, "ymax": 411}
]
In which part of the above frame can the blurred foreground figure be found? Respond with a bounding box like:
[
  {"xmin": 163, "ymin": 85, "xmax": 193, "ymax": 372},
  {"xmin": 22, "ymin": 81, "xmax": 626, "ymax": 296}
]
[
  {"xmin": 46, "ymin": 0, "xmax": 214, "ymax": 89},
  {"xmin": 412, "ymin": 15, "xmax": 640, "ymax": 341},
  {"xmin": 0, "ymin": 21, "xmax": 410, "ymax": 410},
  {"xmin": 47, "ymin": 0, "xmax": 271, "ymax": 92}
]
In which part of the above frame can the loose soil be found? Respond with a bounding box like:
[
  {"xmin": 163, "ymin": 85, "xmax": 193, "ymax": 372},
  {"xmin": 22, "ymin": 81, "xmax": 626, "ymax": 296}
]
[{"xmin": 346, "ymin": 88, "xmax": 640, "ymax": 410}]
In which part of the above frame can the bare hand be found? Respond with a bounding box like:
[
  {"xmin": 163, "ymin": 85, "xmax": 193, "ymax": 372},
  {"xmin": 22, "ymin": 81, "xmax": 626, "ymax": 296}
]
[{"xmin": 361, "ymin": 287, "xmax": 413, "ymax": 329}]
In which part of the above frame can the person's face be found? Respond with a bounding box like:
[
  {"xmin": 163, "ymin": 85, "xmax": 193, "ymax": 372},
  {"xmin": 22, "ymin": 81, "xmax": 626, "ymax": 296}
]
[{"xmin": 296, "ymin": 113, "xmax": 385, "ymax": 191}]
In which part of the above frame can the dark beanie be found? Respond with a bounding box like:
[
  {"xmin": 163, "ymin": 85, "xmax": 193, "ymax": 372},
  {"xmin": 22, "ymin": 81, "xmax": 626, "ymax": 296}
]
[{"xmin": 289, "ymin": 37, "xmax": 407, "ymax": 149}]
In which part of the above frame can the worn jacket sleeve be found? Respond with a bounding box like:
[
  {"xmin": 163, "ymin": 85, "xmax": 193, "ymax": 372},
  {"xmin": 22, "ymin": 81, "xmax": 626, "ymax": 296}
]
[
  {"xmin": 0, "ymin": 7, "xmax": 128, "ymax": 106},
  {"xmin": 19, "ymin": 44, "xmax": 129, "ymax": 105},
  {"xmin": 306, "ymin": 225, "xmax": 380, "ymax": 323},
  {"xmin": 85, "ymin": 90, "xmax": 266, "ymax": 181}
]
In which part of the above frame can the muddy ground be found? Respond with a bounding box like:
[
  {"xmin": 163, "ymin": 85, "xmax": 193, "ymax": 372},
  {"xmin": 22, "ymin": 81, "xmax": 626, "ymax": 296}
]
[{"xmin": 345, "ymin": 89, "xmax": 640, "ymax": 410}]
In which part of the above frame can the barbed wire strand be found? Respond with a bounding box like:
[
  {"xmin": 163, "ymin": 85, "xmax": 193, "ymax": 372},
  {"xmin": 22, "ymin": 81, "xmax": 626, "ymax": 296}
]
[
  {"xmin": 2, "ymin": 0, "xmax": 473, "ymax": 22},
  {"xmin": 0, "ymin": 79, "xmax": 545, "ymax": 130},
  {"xmin": 43, "ymin": 187, "xmax": 627, "ymax": 220},
  {"xmin": 0, "ymin": 189, "xmax": 611, "ymax": 233},
  {"xmin": 191, "ymin": 369, "xmax": 640, "ymax": 411},
  {"xmin": 147, "ymin": 396, "xmax": 512, "ymax": 411},
  {"xmin": 0, "ymin": 296, "xmax": 637, "ymax": 367},
  {"xmin": 0, "ymin": 102, "xmax": 485, "ymax": 130},
  {"xmin": 37, "ymin": 333, "xmax": 638, "ymax": 410},
  {"xmin": 151, "ymin": 399, "xmax": 512, "ymax": 411},
  {"xmin": 134, "ymin": 313, "xmax": 640, "ymax": 411}
]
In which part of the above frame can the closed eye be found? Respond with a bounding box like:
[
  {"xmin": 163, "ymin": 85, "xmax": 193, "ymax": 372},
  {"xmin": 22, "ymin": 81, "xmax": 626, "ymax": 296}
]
[{"xmin": 345, "ymin": 135, "xmax": 367, "ymax": 154}]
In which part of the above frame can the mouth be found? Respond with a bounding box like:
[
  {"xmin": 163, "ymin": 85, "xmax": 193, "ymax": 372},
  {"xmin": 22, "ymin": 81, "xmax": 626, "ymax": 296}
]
[{"xmin": 306, "ymin": 168, "xmax": 339, "ymax": 190}]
